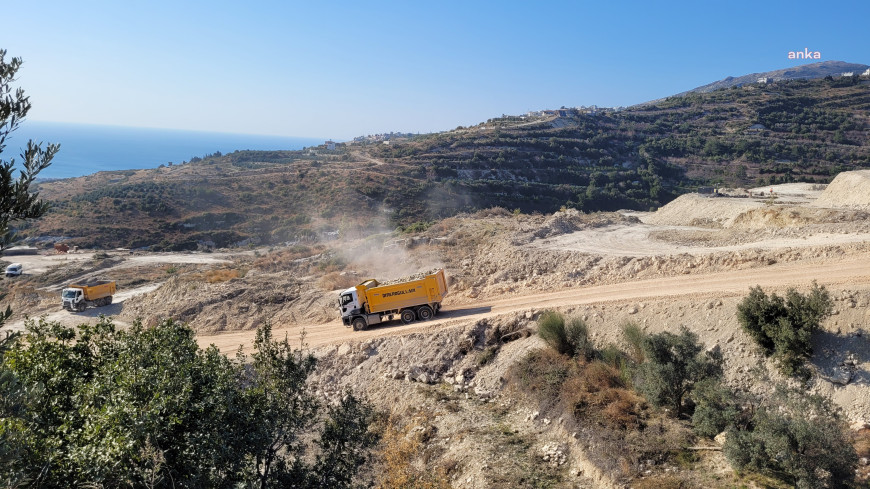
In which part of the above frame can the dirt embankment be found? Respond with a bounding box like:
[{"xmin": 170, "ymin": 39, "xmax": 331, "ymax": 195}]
[
  {"xmin": 120, "ymin": 272, "xmax": 337, "ymax": 333},
  {"xmin": 813, "ymin": 169, "xmax": 870, "ymax": 209}
]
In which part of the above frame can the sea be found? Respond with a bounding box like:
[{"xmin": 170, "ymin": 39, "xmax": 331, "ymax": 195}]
[{"xmin": 7, "ymin": 121, "xmax": 327, "ymax": 179}]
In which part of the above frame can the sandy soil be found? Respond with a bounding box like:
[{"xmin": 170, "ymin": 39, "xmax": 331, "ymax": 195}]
[
  {"xmin": 198, "ymin": 254, "xmax": 870, "ymax": 354},
  {"xmin": 3, "ymin": 250, "xmax": 235, "ymax": 276},
  {"xmin": 1, "ymin": 282, "xmax": 163, "ymax": 334},
  {"xmin": 531, "ymin": 223, "xmax": 870, "ymax": 257}
]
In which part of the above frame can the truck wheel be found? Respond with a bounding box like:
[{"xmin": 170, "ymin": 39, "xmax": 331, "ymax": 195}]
[
  {"xmin": 352, "ymin": 317, "xmax": 367, "ymax": 331},
  {"xmin": 400, "ymin": 309, "xmax": 416, "ymax": 324},
  {"xmin": 417, "ymin": 305, "xmax": 434, "ymax": 321},
  {"xmin": 106, "ymin": 296, "xmax": 113, "ymax": 305}
]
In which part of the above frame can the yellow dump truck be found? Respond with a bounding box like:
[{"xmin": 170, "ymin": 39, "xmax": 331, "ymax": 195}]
[
  {"xmin": 62, "ymin": 280, "xmax": 116, "ymax": 312},
  {"xmin": 339, "ymin": 269, "xmax": 448, "ymax": 331}
]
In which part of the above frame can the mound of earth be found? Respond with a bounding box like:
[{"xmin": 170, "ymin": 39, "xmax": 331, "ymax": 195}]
[
  {"xmin": 642, "ymin": 194, "xmax": 762, "ymax": 227},
  {"xmin": 121, "ymin": 272, "xmax": 337, "ymax": 333},
  {"xmin": 727, "ymin": 206, "xmax": 870, "ymax": 230},
  {"xmin": 813, "ymin": 170, "xmax": 870, "ymax": 209}
]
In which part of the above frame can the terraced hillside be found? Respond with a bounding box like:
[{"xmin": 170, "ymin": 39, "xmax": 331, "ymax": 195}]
[{"xmin": 19, "ymin": 73, "xmax": 870, "ymax": 250}]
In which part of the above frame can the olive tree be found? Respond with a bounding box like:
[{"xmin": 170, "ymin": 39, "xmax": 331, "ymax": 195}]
[
  {"xmin": 632, "ymin": 326, "xmax": 723, "ymax": 418},
  {"xmin": 724, "ymin": 386, "xmax": 857, "ymax": 489}
]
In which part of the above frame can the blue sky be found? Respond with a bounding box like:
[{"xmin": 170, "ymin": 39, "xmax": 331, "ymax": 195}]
[{"xmin": 4, "ymin": 1, "xmax": 869, "ymax": 140}]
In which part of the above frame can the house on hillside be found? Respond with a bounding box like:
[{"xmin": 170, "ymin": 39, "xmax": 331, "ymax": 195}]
[
  {"xmin": 863, "ymin": 68, "xmax": 870, "ymax": 76},
  {"xmin": 747, "ymin": 123, "xmax": 766, "ymax": 133},
  {"xmin": 325, "ymin": 140, "xmax": 336, "ymax": 150}
]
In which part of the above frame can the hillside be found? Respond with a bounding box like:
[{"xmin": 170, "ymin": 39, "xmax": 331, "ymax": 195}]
[
  {"xmin": 17, "ymin": 71, "xmax": 870, "ymax": 250},
  {"xmin": 683, "ymin": 60, "xmax": 870, "ymax": 94}
]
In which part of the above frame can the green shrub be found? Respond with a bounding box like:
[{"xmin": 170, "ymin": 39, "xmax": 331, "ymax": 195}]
[
  {"xmin": 537, "ymin": 311, "xmax": 569, "ymax": 355},
  {"xmin": 690, "ymin": 378, "xmax": 737, "ymax": 438},
  {"xmin": 565, "ymin": 317, "xmax": 593, "ymax": 361},
  {"xmin": 724, "ymin": 386, "xmax": 857, "ymax": 489},
  {"xmin": 537, "ymin": 311, "xmax": 593, "ymax": 360},
  {"xmin": 736, "ymin": 282, "xmax": 832, "ymax": 376},
  {"xmin": 621, "ymin": 321, "xmax": 646, "ymax": 363}
]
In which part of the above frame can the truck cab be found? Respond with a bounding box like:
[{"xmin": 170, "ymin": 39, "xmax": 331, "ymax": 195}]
[
  {"xmin": 5, "ymin": 263, "xmax": 23, "ymax": 277},
  {"xmin": 339, "ymin": 287, "xmax": 363, "ymax": 323},
  {"xmin": 62, "ymin": 288, "xmax": 84, "ymax": 311}
]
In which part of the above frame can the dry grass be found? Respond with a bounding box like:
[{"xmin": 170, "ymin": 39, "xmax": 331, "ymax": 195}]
[
  {"xmin": 631, "ymin": 475, "xmax": 692, "ymax": 489},
  {"xmin": 252, "ymin": 245, "xmax": 325, "ymax": 272},
  {"xmin": 205, "ymin": 269, "xmax": 241, "ymax": 283},
  {"xmin": 318, "ymin": 272, "xmax": 360, "ymax": 291},
  {"xmin": 561, "ymin": 360, "xmax": 646, "ymax": 431},
  {"xmin": 373, "ymin": 413, "xmax": 451, "ymax": 489},
  {"xmin": 507, "ymin": 348, "xmax": 572, "ymax": 406}
]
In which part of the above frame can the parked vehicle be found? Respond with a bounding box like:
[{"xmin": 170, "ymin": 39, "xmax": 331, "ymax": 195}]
[
  {"xmin": 339, "ymin": 269, "xmax": 448, "ymax": 331},
  {"xmin": 62, "ymin": 280, "xmax": 116, "ymax": 312},
  {"xmin": 5, "ymin": 263, "xmax": 23, "ymax": 277}
]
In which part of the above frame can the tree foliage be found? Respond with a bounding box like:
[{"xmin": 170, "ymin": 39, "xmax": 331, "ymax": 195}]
[
  {"xmin": 724, "ymin": 385, "xmax": 857, "ymax": 489},
  {"xmin": 0, "ymin": 49, "xmax": 58, "ymax": 254},
  {"xmin": 736, "ymin": 282, "xmax": 832, "ymax": 376},
  {"xmin": 632, "ymin": 327, "xmax": 723, "ymax": 418},
  {"xmin": 0, "ymin": 318, "xmax": 376, "ymax": 488}
]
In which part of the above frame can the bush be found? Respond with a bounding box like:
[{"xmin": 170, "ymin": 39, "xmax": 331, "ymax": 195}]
[
  {"xmin": 622, "ymin": 321, "xmax": 646, "ymax": 363},
  {"xmin": 690, "ymin": 378, "xmax": 737, "ymax": 438},
  {"xmin": 0, "ymin": 318, "xmax": 377, "ymax": 488},
  {"xmin": 633, "ymin": 327, "xmax": 723, "ymax": 418},
  {"xmin": 508, "ymin": 348, "xmax": 572, "ymax": 406},
  {"xmin": 737, "ymin": 282, "xmax": 832, "ymax": 376},
  {"xmin": 537, "ymin": 311, "xmax": 593, "ymax": 360},
  {"xmin": 560, "ymin": 360, "xmax": 644, "ymax": 430},
  {"xmin": 724, "ymin": 386, "xmax": 857, "ymax": 489}
]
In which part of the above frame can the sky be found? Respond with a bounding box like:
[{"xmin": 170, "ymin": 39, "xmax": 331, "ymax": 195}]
[{"xmin": 4, "ymin": 1, "xmax": 869, "ymax": 141}]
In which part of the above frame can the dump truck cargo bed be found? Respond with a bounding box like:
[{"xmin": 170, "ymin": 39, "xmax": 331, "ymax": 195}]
[
  {"xmin": 67, "ymin": 280, "xmax": 116, "ymax": 301},
  {"xmin": 364, "ymin": 269, "xmax": 448, "ymax": 314}
]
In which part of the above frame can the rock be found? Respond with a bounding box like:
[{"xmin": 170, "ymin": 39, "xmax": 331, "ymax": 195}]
[
  {"xmin": 714, "ymin": 431, "xmax": 727, "ymax": 446},
  {"xmin": 337, "ymin": 343, "xmax": 352, "ymax": 356}
]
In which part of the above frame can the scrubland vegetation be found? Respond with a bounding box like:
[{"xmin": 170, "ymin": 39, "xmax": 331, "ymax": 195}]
[
  {"xmin": 0, "ymin": 319, "xmax": 377, "ymax": 488},
  {"xmin": 510, "ymin": 293, "xmax": 858, "ymax": 488}
]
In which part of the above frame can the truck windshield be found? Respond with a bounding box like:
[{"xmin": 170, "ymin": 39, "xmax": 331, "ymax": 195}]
[
  {"xmin": 340, "ymin": 294, "xmax": 354, "ymax": 306},
  {"xmin": 62, "ymin": 290, "xmax": 78, "ymax": 299}
]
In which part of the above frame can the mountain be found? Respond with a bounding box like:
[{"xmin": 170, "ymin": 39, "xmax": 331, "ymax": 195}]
[
  {"xmin": 683, "ymin": 60, "xmax": 869, "ymax": 94},
  {"xmin": 19, "ymin": 70, "xmax": 870, "ymax": 250}
]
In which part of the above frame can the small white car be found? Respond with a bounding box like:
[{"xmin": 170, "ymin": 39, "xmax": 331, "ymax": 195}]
[{"xmin": 5, "ymin": 263, "xmax": 23, "ymax": 277}]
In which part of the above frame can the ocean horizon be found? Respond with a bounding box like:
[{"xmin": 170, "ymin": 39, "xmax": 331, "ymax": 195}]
[{"xmin": 7, "ymin": 121, "xmax": 327, "ymax": 179}]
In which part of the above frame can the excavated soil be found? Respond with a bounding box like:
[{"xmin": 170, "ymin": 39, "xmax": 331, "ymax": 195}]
[{"xmin": 813, "ymin": 169, "xmax": 870, "ymax": 209}]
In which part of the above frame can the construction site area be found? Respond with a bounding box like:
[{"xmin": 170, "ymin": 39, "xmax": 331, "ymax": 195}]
[{"xmin": 4, "ymin": 170, "xmax": 870, "ymax": 488}]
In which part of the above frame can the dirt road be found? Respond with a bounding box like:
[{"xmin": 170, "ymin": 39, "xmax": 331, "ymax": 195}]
[
  {"xmin": 198, "ymin": 254, "xmax": 870, "ymax": 354},
  {"xmin": 534, "ymin": 224, "xmax": 870, "ymax": 257},
  {"xmin": 1, "ymin": 283, "xmax": 163, "ymax": 334}
]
